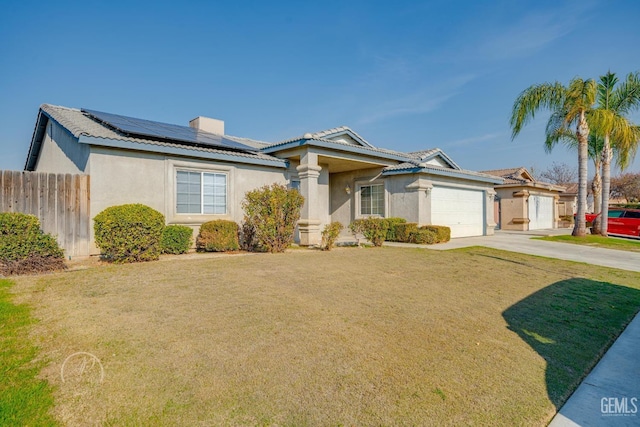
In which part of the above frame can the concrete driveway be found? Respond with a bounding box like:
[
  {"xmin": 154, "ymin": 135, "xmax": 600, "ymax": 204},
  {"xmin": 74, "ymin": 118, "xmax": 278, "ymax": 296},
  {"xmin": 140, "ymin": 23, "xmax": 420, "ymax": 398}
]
[{"xmin": 387, "ymin": 228, "xmax": 640, "ymax": 273}]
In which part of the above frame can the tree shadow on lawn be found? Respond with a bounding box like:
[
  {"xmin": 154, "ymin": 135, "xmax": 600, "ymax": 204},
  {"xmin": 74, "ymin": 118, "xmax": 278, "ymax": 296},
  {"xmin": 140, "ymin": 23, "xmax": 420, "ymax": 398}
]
[{"xmin": 502, "ymin": 278, "xmax": 640, "ymax": 409}]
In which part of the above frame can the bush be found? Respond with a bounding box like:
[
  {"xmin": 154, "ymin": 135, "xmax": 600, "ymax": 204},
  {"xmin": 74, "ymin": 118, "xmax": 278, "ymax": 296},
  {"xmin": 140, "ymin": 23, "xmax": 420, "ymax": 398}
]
[
  {"xmin": 196, "ymin": 220, "xmax": 239, "ymax": 252},
  {"xmin": 383, "ymin": 217, "xmax": 406, "ymax": 241},
  {"xmin": 239, "ymin": 221, "xmax": 259, "ymax": 252},
  {"xmin": 0, "ymin": 213, "xmax": 66, "ymax": 275},
  {"xmin": 242, "ymin": 183, "xmax": 305, "ymax": 253},
  {"xmin": 421, "ymin": 225, "xmax": 451, "ymax": 243},
  {"xmin": 321, "ymin": 222, "xmax": 343, "ymax": 251},
  {"xmin": 94, "ymin": 204, "xmax": 165, "ymax": 263},
  {"xmin": 393, "ymin": 222, "xmax": 419, "ymax": 243},
  {"xmin": 349, "ymin": 218, "xmax": 389, "ymax": 247},
  {"xmin": 161, "ymin": 225, "xmax": 193, "ymax": 254},
  {"xmin": 410, "ymin": 228, "xmax": 438, "ymax": 244}
]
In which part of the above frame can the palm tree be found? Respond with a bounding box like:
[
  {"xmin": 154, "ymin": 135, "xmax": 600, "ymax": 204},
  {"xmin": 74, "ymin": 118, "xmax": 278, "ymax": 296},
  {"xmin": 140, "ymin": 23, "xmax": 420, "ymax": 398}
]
[
  {"xmin": 510, "ymin": 78, "xmax": 596, "ymax": 236},
  {"xmin": 543, "ymin": 128, "xmax": 604, "ymax": 232},
  {"xmin": 588, "ymin": 134, "xmax": 604, "ymax": 233},
  {"xmin": 590, "ymin": 71, "xmax": 640, "ymax": 236}
]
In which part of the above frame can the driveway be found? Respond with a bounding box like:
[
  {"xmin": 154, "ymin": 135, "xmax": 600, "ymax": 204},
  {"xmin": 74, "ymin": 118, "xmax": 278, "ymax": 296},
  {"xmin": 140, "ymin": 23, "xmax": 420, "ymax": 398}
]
[{"xmin": 386, "ymin": 228, "xmax": 640, "ymax": 273}]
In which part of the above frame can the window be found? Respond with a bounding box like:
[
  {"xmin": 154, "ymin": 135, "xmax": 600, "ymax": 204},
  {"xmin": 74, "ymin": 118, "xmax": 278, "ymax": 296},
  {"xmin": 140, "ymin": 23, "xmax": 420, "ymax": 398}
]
[
  {"xmin": 360, "ymin": 184, "xmax": 384, "ymax": 216},
  {"xmin": 608, "ymin": 210, "xmax": 624, "ymax": 218},
  {"xmin": 176, "ymin": 170, "xmax": 227, "ymax": 214},
  {"xmin": 290, "ymin": 179, "xmax": 301, "ymax": 192}
]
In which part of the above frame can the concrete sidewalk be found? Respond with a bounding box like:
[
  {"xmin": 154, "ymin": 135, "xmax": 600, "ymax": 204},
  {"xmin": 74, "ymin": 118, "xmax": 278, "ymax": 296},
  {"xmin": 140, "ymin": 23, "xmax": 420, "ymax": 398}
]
[
  {"xmin": 385, "ymin": 229, "xmax": 640, "ymax": 273},
  {"xmin": 387, "ymin": 228, "xmax": 640, "ymax": 426}
]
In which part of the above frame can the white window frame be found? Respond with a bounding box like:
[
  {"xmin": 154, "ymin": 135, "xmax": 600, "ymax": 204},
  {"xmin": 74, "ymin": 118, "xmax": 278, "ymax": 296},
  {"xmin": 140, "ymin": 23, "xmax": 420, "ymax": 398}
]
[
  {"xmin": 356, "ymin": 181, "xmax": 387, "ymax": 218},
  {"xmin": 176, "ymin": 169, "xmax": 228, "ymax": 215}
]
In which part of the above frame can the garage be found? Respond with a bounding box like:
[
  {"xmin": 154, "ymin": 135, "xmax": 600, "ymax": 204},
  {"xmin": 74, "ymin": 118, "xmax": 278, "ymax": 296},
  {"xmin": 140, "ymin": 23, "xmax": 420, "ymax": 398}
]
[
  {"xmin": 528, "ymin": 195, "xmax": 554, "ymax": 230},
  {"xmin": 431, "ymin": 186, "xmax": 485, "ymax": 238}
]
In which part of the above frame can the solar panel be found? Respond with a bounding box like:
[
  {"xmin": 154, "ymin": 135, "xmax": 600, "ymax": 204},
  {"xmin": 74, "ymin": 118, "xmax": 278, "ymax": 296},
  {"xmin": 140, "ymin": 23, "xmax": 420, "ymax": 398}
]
[{"xmin": 82, "ymin": 108, "xmax": 256, "ymax": 153}]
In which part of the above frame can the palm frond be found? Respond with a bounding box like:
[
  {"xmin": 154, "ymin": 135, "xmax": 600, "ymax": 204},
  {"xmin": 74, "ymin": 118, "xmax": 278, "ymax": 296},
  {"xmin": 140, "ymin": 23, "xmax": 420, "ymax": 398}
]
[
  {"xmin": 510, "ymin": 82, "xmax": 565, "ymax": 139},
  {"xmin": 611, "ymin": 71, "xmax": 640, "ymax": 115}
]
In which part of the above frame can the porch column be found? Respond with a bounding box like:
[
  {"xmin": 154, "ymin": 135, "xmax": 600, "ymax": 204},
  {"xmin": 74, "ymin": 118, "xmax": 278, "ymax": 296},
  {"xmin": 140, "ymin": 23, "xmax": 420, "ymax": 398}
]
[
  {"xmin": 296, "ymin": 151, "xmax": 322, "ymax": 246},
  {"xmin": 485, "ymin": 189, "xmax": 497, "ymax": 235}
]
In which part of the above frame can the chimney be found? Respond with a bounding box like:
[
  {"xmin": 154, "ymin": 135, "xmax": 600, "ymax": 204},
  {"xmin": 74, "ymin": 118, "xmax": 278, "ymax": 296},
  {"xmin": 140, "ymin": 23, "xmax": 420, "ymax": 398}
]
[{"xmin": 189, "ymin": 116, "xmax": 224, "ymax": 135}]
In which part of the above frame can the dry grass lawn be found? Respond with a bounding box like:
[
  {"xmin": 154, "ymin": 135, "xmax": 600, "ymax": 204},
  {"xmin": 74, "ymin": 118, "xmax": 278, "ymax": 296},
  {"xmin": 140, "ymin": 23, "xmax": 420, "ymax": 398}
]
[{"xmin": 10, "ymin": 246, "xmax": 640, "ymax": 426}]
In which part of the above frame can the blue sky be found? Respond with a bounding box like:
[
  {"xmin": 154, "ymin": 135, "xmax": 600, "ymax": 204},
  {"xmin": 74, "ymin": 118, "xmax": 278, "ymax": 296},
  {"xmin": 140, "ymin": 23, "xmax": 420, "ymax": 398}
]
[{"xmin": 1, "ymin": 0, "xmax": 639, "ymax": 176}]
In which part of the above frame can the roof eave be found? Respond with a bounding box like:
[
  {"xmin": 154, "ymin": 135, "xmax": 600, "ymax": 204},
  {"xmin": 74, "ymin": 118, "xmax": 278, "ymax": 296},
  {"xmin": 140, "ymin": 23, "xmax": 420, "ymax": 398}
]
[
  {"xmin": 261, "ymin": 138, "xmax": 412, "ymax": 163},
  {"xmin": 494, "ymin": 182, "xmax": 565, "ymax": 192},
  {"xmin": 78, "ymin": 135, "xmax": 288, "ymax": 168},
  {"xmin": 24, "ymin": 109, "xmax": 50, "ymax": 171},
  {"xmin": 383, "ymin": 167, "xmax": 504, "ymax": 184}
]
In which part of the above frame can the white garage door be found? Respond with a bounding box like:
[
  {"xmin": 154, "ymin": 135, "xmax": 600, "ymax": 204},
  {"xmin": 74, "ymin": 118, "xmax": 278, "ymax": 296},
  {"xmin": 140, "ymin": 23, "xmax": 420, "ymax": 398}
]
[
  {"xmin": 431, "ymin": 187, "xmax": 484, "ymax": 238},
  {"xmin": 528, "ymin": 195, "xmax": 554, "ymax": 230}
]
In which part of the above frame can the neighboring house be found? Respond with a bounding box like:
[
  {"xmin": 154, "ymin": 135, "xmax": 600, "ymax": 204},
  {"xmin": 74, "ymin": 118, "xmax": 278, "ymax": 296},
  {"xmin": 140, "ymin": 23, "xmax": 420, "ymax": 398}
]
[
  {"xmin": 25, "ymin": 104, "xmax": 503, "ymax": 254},
  {"xmin": 558, "ymin": 183, "xmax": 578, "ymax": 217},
  {"xmin": 482, "ymin": 167, "xmax": 565, "ymax": 231}
]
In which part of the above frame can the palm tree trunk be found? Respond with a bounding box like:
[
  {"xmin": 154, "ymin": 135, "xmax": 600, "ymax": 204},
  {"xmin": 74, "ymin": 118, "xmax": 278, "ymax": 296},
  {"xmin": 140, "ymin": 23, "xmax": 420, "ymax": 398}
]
[
  {"xmin": 573, "ymin": 112, "xmax": 589, "ymax": 237},
  {"xmin": 600, "ymin": 134, "xmax": 612, "ymax": 236},
  {"xmin": 591, "ymin": 162, "xmax": 602, "ymax": 234}
]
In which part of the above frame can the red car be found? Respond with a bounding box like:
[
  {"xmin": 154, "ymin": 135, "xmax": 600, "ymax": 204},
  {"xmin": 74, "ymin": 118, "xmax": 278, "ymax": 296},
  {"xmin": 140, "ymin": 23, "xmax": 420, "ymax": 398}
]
[{"xmin": 584, "ymin": 208, "xmax": 640, "ymax": 238}]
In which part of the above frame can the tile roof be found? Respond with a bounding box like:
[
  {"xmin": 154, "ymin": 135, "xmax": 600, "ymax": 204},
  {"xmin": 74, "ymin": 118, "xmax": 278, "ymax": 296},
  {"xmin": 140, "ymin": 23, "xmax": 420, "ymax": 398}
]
[
  {"xmin": 262, "ymin": 132, "xmax": 413, "ymax": 160},
  {"xmin": 481, "ymin": 167, "xmax": 564, "ymax": 190},
  {"xmin": 383, "ymin": 162, "xmax": 504, "ymax": 182},
  {"xmin": 39, "ymin": 104, "xmax": 283, "ymax": 163},
  {"xmin": 33, "ymin": 104, "xmax": 502, "ymax": 184},
  {"xmin": 481, "ymin": 167, "xmax": 530, "ymax": 184}
]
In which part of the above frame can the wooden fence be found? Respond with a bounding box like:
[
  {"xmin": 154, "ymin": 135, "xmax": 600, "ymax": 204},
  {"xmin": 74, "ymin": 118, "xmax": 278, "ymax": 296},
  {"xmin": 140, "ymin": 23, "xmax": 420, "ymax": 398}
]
[{"xmin": 0, "ymin": 171, "xmax": 90, "ymax": 257}]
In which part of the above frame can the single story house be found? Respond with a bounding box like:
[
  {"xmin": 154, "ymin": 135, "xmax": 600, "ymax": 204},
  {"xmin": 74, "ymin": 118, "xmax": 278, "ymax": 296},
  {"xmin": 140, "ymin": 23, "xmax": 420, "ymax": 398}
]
[
  {"xmin": 25, "ymin": 104, "xmax": 503, "ymax": 254},
  {"xmin": 558, "ymin": 183, "xmax": 577, "ymax": 217},
  {"xmin": 482, "ymin": 167, "xmax": 565, "ymax": 231}
]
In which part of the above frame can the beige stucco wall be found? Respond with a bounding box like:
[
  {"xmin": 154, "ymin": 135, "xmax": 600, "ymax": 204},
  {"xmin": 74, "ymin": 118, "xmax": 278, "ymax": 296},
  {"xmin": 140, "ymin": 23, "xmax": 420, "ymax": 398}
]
[
  {"xmin": 329, "ymin": 167, "xmax": 385, "ymax": 229},
  {"xmin": 497, "ymin": 187, "xmax": 560, "ymax": 230},
  {"xmin": 34, "ymin": 121, "xmax": 90, "ymax": 174},
  {"xmin": 330, "ymin": 170, "xmax": 497, "ymax": 236},
  {"xmin": 87, "ymin": 147, "xmax": 287, "ymax": 254},
  {"xmin": 496, "ymin": 188, "xmax": 528, "ymax": 230}
]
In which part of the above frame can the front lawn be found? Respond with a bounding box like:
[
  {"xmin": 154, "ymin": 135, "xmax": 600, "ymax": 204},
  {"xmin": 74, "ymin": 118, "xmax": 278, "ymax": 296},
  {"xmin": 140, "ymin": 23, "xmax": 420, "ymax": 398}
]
[
  {"xmin": 0, "ymin": 279, "xmax": 56, "ymax": 426},
  {"xmin": 9, "ymin": 247, "xmax": 640, "ymax": 426},
  {"xmin": 535, "ymin": 234, "xmax": 640, "ymax": 253}
]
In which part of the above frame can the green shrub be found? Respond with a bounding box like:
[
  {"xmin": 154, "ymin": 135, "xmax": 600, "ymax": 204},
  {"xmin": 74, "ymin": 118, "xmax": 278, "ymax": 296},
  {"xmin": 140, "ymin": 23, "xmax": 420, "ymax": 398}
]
[
  {"xmin": 321, "ymin": 222, "xmax": 343, "ymax": 251},
  {"xmin": 196, "ymin": 220, "xmax": 239, "ymax": 252},
  {"xmin": 393, "ymin": 222, "xmax": 419, "ymax": 243},
  {"xmin": 94, "ymin": 204, "xmax": 165, "ymax": 263},
  {"xmin": 383, "ymin": 217, "xmax": 406, "ymax": 241},
  {"xmin": 349, "ymin": 218, "xmax": 389, "ymax": 247},
  {"xmin": 161, "ymin": 225, "xmax": 193, "ymax": 254},
  {"xmin": 242, "ymin": 183, "xmax": 305, "ymax": 253},
  {"xmin": 0, "ymin": 213, "xmax": 65, "ymax": 275},
  {"xmin": 410, "ymin": 228, "xmax": 438, "ymax": 244},
  {"xmin": 421, "ymin": 225, "xmax": 451, "ymax": 243}
]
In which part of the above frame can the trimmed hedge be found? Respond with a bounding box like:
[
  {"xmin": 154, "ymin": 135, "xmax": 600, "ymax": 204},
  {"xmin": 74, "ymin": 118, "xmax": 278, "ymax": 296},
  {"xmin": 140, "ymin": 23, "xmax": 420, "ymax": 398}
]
[
  {"xmin": 393, "ymin": 222, "xmax": 419, "ymax": 243},
  {"xmin": 384, "ymin": 217, "xmax": 406, "ymax": 241},
  {"xmin": 421, "ymin": 225, "xmax": 451, "ymax": 243},
  {"xmin": 196, "ymin": 220, "xmax": 239, "ymax": 252},
  {"xmin": 349, "ymin": 218, "xmax": 389, "ymax": 247},
  {"xmin": 0, "ymin": 213, "xmax": 66, "ymax": 275},
  {"xmin": 161, "ymin": 225, "xmax": 193, "ymax": 254},
  {"xmin": 94, "ymin": 204, "xmax": 165, "ymax": 263},
  {"xmin": 410, "ymin": 228, "xmax": 438, "ymax": 244},
  {"xmin": 321, "ymin": 222, "xmax": 343, "ymax": 251}
]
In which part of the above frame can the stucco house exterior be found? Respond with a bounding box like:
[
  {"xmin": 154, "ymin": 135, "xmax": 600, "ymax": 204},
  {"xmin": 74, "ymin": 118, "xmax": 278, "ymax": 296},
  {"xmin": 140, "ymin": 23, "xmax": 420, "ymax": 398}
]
[
  {"xmin": 25, "ymin": 104, "xmax": 503, "ymax": 254},
  {"xmin": 482, "ymin": 167, "xmax": 565, "ymax": 231}
]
